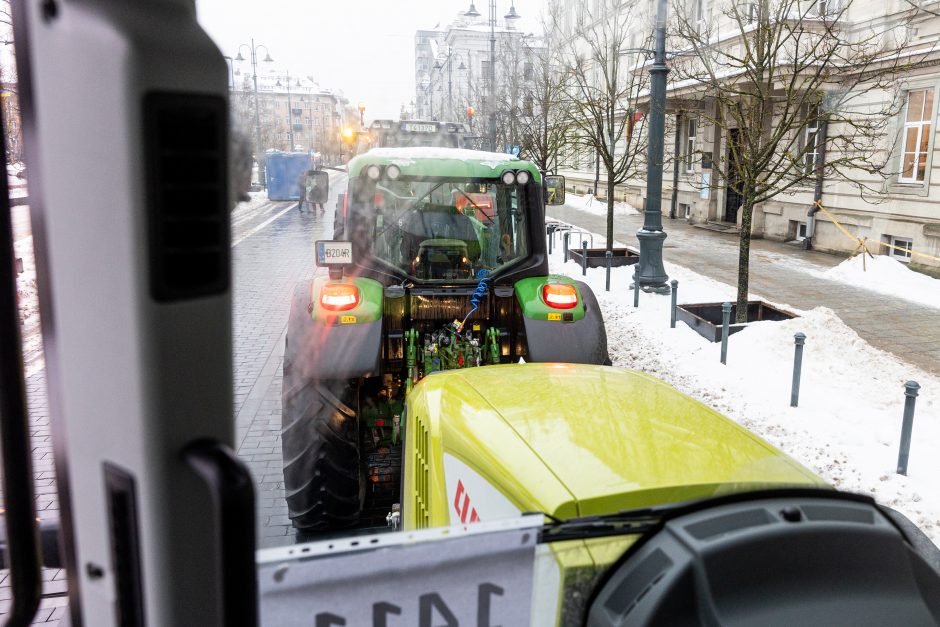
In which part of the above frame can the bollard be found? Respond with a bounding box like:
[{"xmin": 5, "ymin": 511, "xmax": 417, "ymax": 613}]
[
  {"xmin": 605, "ymin": 251, "xmax": 612, "ymax": 292},
  {"xmin": 896, "ymin": 380, "xmax": 921, "ymax": 476},
  {"xmin": 720, "ymin": 302, "xmax": 731, "ymax": 364},
  {"xmin": 563, "ymin": 232, "xmax": 570, "ymax": 262},
  {"xmin": 790, "ymin": 332, "xmax": 806, "ymax": 407},
  {"xmin": 548, "ymin": 227, "xmax": 553, "ymax": 255},
  {"xmin": 670, "ymin": 279, "xmax": 678, "ymax": 328},
  {"xmin": 633, "ymin": 266, "xmax": 640, "ymax": 307},
  {"xmin": 581, "ymin": 240, "xmax": 588, "ymax": 276}
]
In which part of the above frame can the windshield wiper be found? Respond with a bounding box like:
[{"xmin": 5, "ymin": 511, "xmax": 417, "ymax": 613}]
[
  {"xmin": 537, "ymin": 487, "xmax": 861, "ymax": 543},
  {"xmin": 538, "ymin": 507, "xmax": 664, "ymax": 544}
]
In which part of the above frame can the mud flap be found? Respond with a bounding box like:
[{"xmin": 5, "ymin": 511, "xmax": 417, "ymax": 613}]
[{"xmin": 286, "ymin": 281, "xmax": 382, "ymax": 381}]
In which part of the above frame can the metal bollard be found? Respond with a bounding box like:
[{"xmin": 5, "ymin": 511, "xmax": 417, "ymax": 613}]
[
  {"xmin": 896, "ymin": 380, "xmax": 921, "ymax": 476},
  {"xmin": 581, "ymin": 240, "xmax": 588, "ymax": 276},
  {"xmin": 720, "ymin": 302, "xmax": 731, "ymax": 364},
  {"xmin": 548, "ymin": 227, "xmax": 553, "ymax": 255},
  {"xmin": 790, "ymin": 332, "xmax": 806, "ymax": 407},
  {"xmin": 563, "ymin": 232, "xmax": 570, "ymax": 262},
  {"xmin": 633, "ymin": 266, "xmax": 640, "ymax": 307},
  {"xmin": 670, "ymin": 279, "xmax": 678, "ymax": 328},
  {"xmin": 605, "ymin": 251, "xmax": 612, "ymax": 292}
]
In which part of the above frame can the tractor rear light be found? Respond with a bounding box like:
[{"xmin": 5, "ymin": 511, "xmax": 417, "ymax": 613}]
[
  {"xmin": 542, "ymin": 283, "xmax": 578, "ymax": 309},
  {"xmin": 320, "ymin": 283, "xmax": 360, "ymax": 311}
]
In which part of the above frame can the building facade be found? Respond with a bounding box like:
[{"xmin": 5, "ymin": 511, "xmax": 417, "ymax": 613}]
[
  {"xmin": 415, "ymin": 11, "xmax": 537, "ymax": 144},
  {"xmin": 232, "ymin": 67, "xmax": 343, "ymax": 158},
  {"xmin": 555, "ymin": 0, "xmax": 940, "ymax": 269}
]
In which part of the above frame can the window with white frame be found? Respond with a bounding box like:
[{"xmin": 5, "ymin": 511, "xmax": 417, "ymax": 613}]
[
  {"xmin": 899, "ymin": 88, "xmax": 934, "ymax": 183},
  {"xmin": 743, "ymin": 1, "xmax": 757, "ymax": 22},
  {"xmin": 802, "ymin": 104, "xmax": 821, "ymax": 176},
  {"xmin": 695, "ymin": 0, "xmax": 707, "ymax": 32},
  {"xmin": 686, "ymin": 118, "xmax": 698, "ymax": 172},
  {"xmin": 890, "ymin": 236, "xmax": 913, "ymax": 262},
  {"xmin": 816, "ymin": 0, "xmax": 839, "ymax": 17}
]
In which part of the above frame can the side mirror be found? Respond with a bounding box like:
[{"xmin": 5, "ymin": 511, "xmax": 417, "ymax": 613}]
[
  {"xmin": 305, "ymin": 170, "xmax": 329, "ymax": 204},
  {"xmin": 544, "ymin": 175, "xmax": 566, "ymax": 206}
]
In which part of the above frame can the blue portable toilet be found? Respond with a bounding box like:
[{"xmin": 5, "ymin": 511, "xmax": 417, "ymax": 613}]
[{"xmin": 265, "ymin": 152, "xmax": 317, "ymax": 200}]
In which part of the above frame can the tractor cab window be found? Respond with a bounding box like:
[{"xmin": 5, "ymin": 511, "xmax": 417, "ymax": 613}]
[{"xmin": 369, "ymin": 178, "xmax": 529, "ymax": 281}]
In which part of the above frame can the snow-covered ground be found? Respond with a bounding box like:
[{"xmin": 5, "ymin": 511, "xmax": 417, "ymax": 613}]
[
  {"xmin": 565, "ymin": 192, "xmax": 639, "ymax": 218},
  {"xmin": 548, "ymin": 224, "xmax": 940, "ymax": 546},
  {"xmin": 808, "ymin": 254, "xmax": 940, "ymax": 310}
]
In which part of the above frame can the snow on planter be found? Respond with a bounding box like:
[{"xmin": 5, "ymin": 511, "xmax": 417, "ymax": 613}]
[{"xmin": 812, "ymin": 254, "xmax": 940, "ymax": 310}]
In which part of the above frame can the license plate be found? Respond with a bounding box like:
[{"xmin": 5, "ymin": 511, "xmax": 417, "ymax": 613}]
[
  {"xmin": 316, "ymin": 240, "xmax": 353, "ymax": 266},
  {"xmin": 340, "ymin": 315, "xmax": 357, "ymax": 324},
  {"xmin": 402, "ymin": 123, "xmax": 436, "ymax": 133},
  {"xmin": 547, "ymin": 313, "xmax": 562, "ymax": 321}
]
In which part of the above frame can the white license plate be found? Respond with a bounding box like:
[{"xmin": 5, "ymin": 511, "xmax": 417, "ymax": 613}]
[
  {"xmin": 403, "ymin": 123, "xmax": 436, "ymax": 133},
  {"xmin": 316, "ymin": 240, "xmax": 353, "ymax": 266}
]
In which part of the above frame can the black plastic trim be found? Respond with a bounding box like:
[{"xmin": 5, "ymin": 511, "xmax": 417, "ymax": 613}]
[
  {"xmin": 0, "ymin": 31, "xmax": 41, "ymax": 622},
  {"xmin": 104, "ymin": 463, "xmax": 145, "ymax": 627},
  {"xmin": 182, "ymin": 439, "xmax": 257, "ymax": 627}
]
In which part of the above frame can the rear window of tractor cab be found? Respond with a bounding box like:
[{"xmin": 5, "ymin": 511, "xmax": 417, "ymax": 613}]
[{"xmin": 360, "ymin": 176, "xmax": 530, "ymax": 282}]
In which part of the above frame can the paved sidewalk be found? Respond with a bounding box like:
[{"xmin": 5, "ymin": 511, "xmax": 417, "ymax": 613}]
[{"xmin": 548, "ymin": 205, "xmax": 940, "ymax": 378}]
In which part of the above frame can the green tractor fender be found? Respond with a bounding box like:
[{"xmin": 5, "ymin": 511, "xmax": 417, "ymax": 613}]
[
  {"xmin": 285, "ymin": 275, "xmax": 385, "ymax": 381},
  {"xmin": 514, "ymin": 276, "xmax": 609, "ymax": 365}
]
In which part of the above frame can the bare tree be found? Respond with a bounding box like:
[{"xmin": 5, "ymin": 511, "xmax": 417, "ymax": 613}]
[
  {"xmin": 672, "ymin": 0, "xmax": 919, "ymax": 321},
  {"xmin": 560, "ymin": 0, "xmax": 650, "ymax": 252},
  {"xmin": 516, "ymin": 16, "xmax": 571, "ymax": 171}
]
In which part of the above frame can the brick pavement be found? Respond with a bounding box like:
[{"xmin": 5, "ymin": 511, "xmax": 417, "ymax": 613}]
[{"xmin": 548, "ymin": 204, "xmax": 940, "ymax": 378}]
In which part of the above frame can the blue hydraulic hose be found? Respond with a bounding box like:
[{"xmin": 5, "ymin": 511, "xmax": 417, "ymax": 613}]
[{"xmin": 461, "ymin": 270, "xmax": 490, "ymax": 328}]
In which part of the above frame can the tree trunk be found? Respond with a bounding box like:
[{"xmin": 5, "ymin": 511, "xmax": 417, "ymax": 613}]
[
  {"xmin": 735, "ymin": 195, "xmax": 753, "ymax": 323},
  {"xmin": 607, "ymin": 177, "xmax": 615, "ymax": 253}
]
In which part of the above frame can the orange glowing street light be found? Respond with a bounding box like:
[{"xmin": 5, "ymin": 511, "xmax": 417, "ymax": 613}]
[{"xmin": 357, "ymin": 102, "xmax": 366, "ymax": 127}]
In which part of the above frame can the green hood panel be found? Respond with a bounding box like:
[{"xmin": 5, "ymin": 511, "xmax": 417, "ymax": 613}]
[{"xmin": 419, "ymin": 364, "xmax": 825, "ymax": 519}]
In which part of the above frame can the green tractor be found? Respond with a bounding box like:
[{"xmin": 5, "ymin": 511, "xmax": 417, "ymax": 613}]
[{"xmin": 282, "ymin": 147, "xmax": 608, "ymax": 531}]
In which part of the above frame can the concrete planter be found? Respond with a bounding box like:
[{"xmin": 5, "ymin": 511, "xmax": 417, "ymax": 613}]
[
  {"xmin": 676, "ymin": 301, "xmax": 797, "ymax": 342},
  {"xmin": 568, "ymin": 247, "xmax": 639, "ymax": 268}
]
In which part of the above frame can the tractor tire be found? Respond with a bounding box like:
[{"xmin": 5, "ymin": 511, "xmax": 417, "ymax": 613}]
[{"xmin": 281, "ymin": 283, "xmax": 363, "ymax": 531}]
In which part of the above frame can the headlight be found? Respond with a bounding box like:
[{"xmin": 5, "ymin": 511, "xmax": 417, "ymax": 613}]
[
  {"xmin": 366, "ymin": 165, "xmax": 381, "ymax": 180},
  {"xmin": 501, "ymin": 170, "xmax": 516, "ymax": 185},
  {"xmin": 516, "ymin": 170, "xmax": 530, "ymax": 185},
  {"xmin": 386, "ymin": 164, "xmax": 401, "ymax": 180}
]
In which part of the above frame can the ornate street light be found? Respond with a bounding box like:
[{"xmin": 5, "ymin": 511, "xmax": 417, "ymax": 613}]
[
  {"xmin": 464, "ymin": 0, "xmax": 521, "ymax": 150},
  {"xmin": 235, "ymin": 39, "xmax": 274, "ymax": 189}
]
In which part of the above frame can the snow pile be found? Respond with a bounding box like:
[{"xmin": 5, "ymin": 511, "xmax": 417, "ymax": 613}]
[
  {"xmin": 811, "ymin": 254, "xmax": 940, "ymax": 310},
  {"xmin": 565, "ymin": 192, "xmax": 638, "ymax": 217},
  {"xmin": 547, "ymin": 223, "xmax": 940, "ymax": 545}
]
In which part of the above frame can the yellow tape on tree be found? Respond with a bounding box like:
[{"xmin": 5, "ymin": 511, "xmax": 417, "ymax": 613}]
[{"xmin": 813, "ymin": 201, "xmax": 940, "ymax": 263}]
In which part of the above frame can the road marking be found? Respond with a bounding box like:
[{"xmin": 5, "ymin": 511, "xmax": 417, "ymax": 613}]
[{"xmin": 231, "ymin": 203, "xmax": 295, "ymax": 248}]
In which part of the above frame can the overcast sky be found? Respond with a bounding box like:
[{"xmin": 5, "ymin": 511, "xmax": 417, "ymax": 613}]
[{"xmin": 195, "ymin": 0, "xmax": 546, "ymax": 120}]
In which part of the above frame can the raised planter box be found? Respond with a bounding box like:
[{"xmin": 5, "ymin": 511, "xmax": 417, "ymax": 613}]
[
  {"xmin": 568, "ymin": 247, "xmax": 639, "ymax": 268},
  {"xmin": 676, "ymin": 301, "xmax": 797, "ymax": 343}
]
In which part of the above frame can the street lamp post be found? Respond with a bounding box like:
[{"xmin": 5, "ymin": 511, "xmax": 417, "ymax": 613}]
[
  {"xmin": 467, "ymin": 106, "xmax": 475, "ymax": 133},
  {"xmin": 235, "ymin": 38, "xmax": 273, "ymax": 190},
  {"xmin": 435, "ymin": 47, "xmax": 468, "ymax": 122},
  {"xmin": 358, "ymin": 102, "xmax": 366, "ymax": 128},
  {"xmin": 636, "ymin": 0, "xmax": 671, "ymax": 294},
  {"xmin": 465, "ymin": 1, "xmax": 520, "ymax": 151}
]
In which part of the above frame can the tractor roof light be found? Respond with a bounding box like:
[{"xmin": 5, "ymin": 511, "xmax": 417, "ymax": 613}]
[
  {"xmin": 542, "ymin": 283, "xmax": 578, "ymax": 309},
  {"xmin": 320, "ymin": 283, "xmax": 360, "ymax": 311},
  {"xmin": 500, "ymin": 170, "xmax": 516, "ymax": 186},
  {"xmin": 366, "ymin": 164, "xmax": 381, "ymax": 180},
  {"xmin": 386, "ymin": 164, "xmax": 401, "ymax": 180},
  {"xmin": 516, "ymin": 170, "xmax": 530, "ymax": 185}
]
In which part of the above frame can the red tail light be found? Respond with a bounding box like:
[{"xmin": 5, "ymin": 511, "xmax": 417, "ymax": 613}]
[
  {"xmin": 542, "ymin": 283, "xmax": 578, "ymax": 309},
  {"xmin": 320, "ymin": 283, "xmax": 359, "ymax": 311},
  {"xmin": 342, "ymin": 192, "xmax": 348, "ymax": 218}
]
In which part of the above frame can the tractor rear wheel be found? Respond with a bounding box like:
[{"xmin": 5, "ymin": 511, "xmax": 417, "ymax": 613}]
[{"xmin": 281, "ymin": 283, "xmax": 363, "ymax": 531}]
